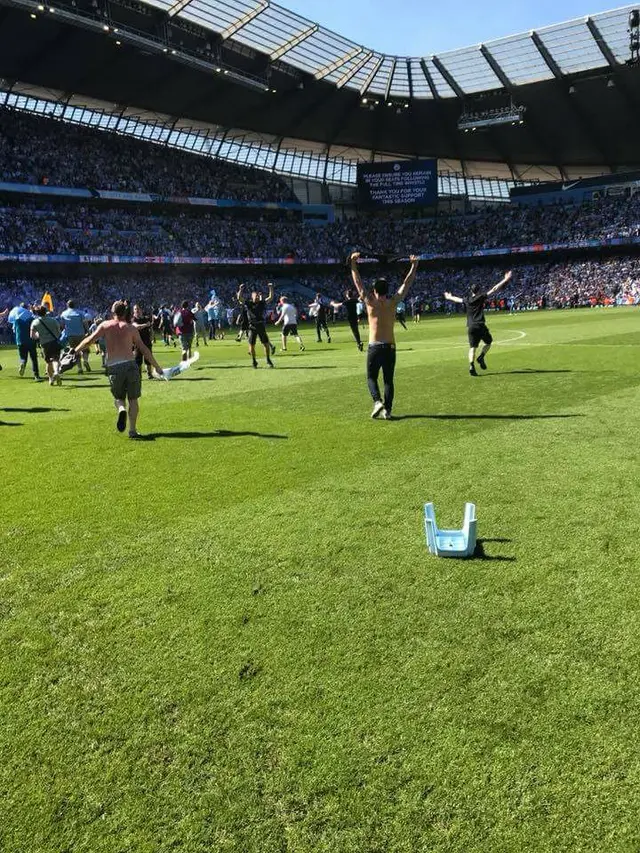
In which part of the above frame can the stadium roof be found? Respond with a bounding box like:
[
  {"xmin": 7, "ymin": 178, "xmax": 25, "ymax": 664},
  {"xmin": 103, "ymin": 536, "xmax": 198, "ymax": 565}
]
[
  {"xmin": 0, "ymin": 0, "xmax": 639, "ymax": 180},
  {"xmin": 139, "ymin": 0, "xmax": 636, "ymax": 99}
]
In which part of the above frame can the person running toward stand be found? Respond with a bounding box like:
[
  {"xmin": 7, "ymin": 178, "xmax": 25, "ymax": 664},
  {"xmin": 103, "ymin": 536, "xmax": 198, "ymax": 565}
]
[
  {"xmin": 60, "ymin": 299, "xmax": 91, "ymax": 374},
  {"xmin": 237, "ymin": 283, "xmax": 276, "ymax": 368},
  {"xmin": 174, "ymin": 301, "xmax": 195, "ymax": 362},
  {"xmin": 444, "ymin": 270, "xmax": 513, "ymax": 376},
  {"xmin": 330, "ymin": 289, "xmax": 363, "ymax": 351},
  {"xmin": 349, "ymin": 252, "xmax": 420, "ymax": 419},
  {"xmin": 309, "ymin": 293, "xmax": 331, "ymax": 344},
  {"xmin": 30, "ymin": 305, "xmax": 63, "ymax": 385},
  {"xmin": 274, "ymin": 296, "xmax": 305, "ymax": 352},
  {"xmin": 396, "ymin": 299, "xmax": 408, "ymax": 330},
  {"xmin": 9, "ymin": 303, "xmax": 42, "ymax": 381},
  {"xmin": 132, "ymin": 303, "xmax": 156, "ymax": 379},
  {"xmin": 412, "ymin": 297, "xmax": 422, "ymax": 323},
  {"xmin": 193, "ymin": 302, "xmax": 209, "ymax": 347},
  {"xmin": 89, "ymin": 316, "xmax": 107, "ymax": 370},
  {"xmin": 71, "ymin": 301, "xmax": 164, "ymax": 439}
]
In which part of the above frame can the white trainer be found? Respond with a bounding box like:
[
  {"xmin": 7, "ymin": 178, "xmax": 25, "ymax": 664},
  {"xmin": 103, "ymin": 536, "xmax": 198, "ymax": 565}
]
[{"xmin": 371, "ymin": 401, "xmax": 384, "ymax": 419}]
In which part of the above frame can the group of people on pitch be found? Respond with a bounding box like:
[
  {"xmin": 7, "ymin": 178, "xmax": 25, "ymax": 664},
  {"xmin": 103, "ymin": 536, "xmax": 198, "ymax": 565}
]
[{"xmin": 5, "ymin": 263, "xmax": 513, "ymax": 437}]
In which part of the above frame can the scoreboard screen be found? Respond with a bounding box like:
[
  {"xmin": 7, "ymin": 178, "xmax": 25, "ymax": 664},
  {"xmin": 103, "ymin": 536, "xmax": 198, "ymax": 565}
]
[{"xmin": 357, "ymin": 159, "xmax": 438, "ymax": 208}]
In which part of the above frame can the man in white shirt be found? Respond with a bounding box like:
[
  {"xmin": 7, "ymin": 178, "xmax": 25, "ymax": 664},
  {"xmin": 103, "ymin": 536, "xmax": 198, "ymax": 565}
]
[{"xmin": 274, "ymin": 297, "xmax": 306, "ymax": 352}]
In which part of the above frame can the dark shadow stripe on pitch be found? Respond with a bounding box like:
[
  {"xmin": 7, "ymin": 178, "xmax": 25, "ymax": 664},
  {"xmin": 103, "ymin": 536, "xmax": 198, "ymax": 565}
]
[
  {"xmin": 485, "ymin": 369, "xmax": 573, "ymax": 375},
  {"xmin": 144, "ymin": 430, "xmax": 288, "ymax": 440},
  {"xmin": 473, "ymin": 539, "xmax": 516, "ymax": 562},
  {"xmin": 0, "ymin": 420, "xmax": 22, "ymax": 426},
  {"xmin": 1, "ymin": 407, "xmax": 70, "ymax": 413},
  {"xmin": 394, "ymin": 413, "xmax": 583, "ymax": 421}
]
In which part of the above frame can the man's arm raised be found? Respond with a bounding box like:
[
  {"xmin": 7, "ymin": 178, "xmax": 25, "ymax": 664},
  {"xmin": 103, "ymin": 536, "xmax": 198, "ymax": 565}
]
[
  {"xmin": 443, "ymin": 291, "xmax": 464, "ymax": 305},
  {"xmin": 396, "ymin": 255, "xmax": 420, "ymax": 300},
  {"xmin": 349, "ymin": 252, "xmax": 366, "ymax": 301},
  {"xmin": 487, "ymin": 270, "xmax": 513, "ymax": 297},
  {"xmin": 236, "ymin": 283, "xmax": 246, "ymax": 303},
  {"xmin": 266, "ymin": 283, "xmax": 275, "ymax": 304}
]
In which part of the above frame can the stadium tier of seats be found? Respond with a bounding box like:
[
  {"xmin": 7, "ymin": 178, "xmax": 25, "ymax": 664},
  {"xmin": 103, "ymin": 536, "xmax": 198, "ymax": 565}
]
[{"xmin": 1, "ymin": 195, "xmax": 640, "ymax": 259}]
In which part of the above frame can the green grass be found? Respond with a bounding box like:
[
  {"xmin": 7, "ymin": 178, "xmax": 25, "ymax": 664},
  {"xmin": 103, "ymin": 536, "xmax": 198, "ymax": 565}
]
[{"xmin": 2, "ymin": 307, "xmax": 640, "ymax": 852}]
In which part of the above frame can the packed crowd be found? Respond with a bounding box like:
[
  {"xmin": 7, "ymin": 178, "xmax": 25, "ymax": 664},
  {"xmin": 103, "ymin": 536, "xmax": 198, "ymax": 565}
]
[
  {"xmin": 1, "ymin": 257, "xmax": 638, "ymax": 345},
  {"xmin": 2, "ymin": 194, "xmax": 640, "ymax": 260},
  {"xmin": 0, "ymin": 110, "xmax": 296, "ymax": 201}
]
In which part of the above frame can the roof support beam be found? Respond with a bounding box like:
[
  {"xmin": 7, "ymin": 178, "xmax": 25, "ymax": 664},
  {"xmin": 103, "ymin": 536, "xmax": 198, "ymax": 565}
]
[
  {"xmin": 479, "ymin": 43, "xmax": 512, "ymax": 88},
  {"xmin": 335, "ymin": 51, "xmax": 373, "ymax": 89},
  {"xmin": 406, "ymin": 59, "xmax": 414, "ymax": 99},
  {"xmin": 359, "ymin": 55, "xmax": 384, "ymax": 94},
  {"xmin": 529, "ymin": 30, "xmax": 563, "ymax": 79},
  {"xmin": 420, "ymin": 59, "xmax": 439, "ymax": 99},
  {"xmin": 384, "ymin": 58, "xmax": 396, "ymax": 101},
  {"xmin": 220, "ymin": 0, "xmax": 268, "ymax": 41},
  {"xmin": 314, "ymin": 47, "xmax": 362, "ymax": 81},
  {"xmin": 431, "ymin": 55, "xmax": 465, "ymax": 99},
  {"xmin": 480, "ymin": 42, "xmax": 563, "ymax": 177},
  {"xmin": 530, "ymin": 29, "xmax": 614, "ymax": 171},
  {"xmin": 167, "ymin": 0, "xmax": 193, "ymax": 19},
  {"xmin": 270, "ymin": 24, "xmax": 318, "ymax": 61},
  {"xmin": 585, "ymin": 16, "xmax": 618, "ymax": 67}
]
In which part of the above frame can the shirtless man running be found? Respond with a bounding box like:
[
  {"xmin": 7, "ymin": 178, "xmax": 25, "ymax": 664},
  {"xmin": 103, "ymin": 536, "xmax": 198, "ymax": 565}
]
[
  {"xmin": 349, "ymin": 252, "xmax": 419, "ymax": 419},
  {"xmin": 71, "ymin": 300, "xmax": 164, "ymax": 438}
]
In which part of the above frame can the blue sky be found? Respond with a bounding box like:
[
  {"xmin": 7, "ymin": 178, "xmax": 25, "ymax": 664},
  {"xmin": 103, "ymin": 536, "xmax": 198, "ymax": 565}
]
[{"xmin": 282, "ymin": 0, "xmax": 620, "ymax": 54}]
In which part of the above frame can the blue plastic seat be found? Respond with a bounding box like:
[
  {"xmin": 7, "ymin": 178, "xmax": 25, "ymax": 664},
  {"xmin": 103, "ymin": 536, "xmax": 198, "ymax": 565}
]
[{"xmin": 424, "ymin": 502, "xmax": 477, "ymax": 558}]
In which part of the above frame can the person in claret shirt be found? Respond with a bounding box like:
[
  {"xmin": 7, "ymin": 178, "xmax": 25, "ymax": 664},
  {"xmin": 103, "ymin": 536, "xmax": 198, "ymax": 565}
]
[
  {"xmin": 444, "ymin": 270, "xmax": 512, "ymax": 376},
  {"xmin": 174, "ymin": 300, "xmax": 195, "ymax": 362}
]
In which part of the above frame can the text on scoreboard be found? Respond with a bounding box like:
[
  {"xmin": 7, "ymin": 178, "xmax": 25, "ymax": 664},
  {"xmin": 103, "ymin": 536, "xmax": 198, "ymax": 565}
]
[{"xmin": 357, "ymin": 160, "xmax": 438, "ymax": 207}]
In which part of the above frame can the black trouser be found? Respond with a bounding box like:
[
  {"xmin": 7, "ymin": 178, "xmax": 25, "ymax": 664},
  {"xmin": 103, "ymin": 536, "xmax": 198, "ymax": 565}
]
[
  {"xmin": 367, "ymin": 344, "xmax": 396, "ymax": 412},
  {"xmin": 18, "ymin": 340, "xmax": 40, "ymax": 377},
  {"xmin": 348, "ymin": 317, "xmax": 362, "ymax": 346},
  {"xmin": 316, "ymin": 317, "xmax": 330, "ymax": 341},
  {"xmin": 397, "ymin": 312, "xmax": 408, "ymax": 330},
  {"xmin": 208, "ymin": 319, "xmax": 216, "ymax": 339}
]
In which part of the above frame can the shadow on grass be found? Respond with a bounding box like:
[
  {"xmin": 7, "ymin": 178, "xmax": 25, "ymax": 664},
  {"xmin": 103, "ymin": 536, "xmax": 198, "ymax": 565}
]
[
  {"xmin": 67, "ymin": 384, "xmax": 110, "ymax": 390},
  {"xmin": 487, "ymin": 369, "xmax": 573, "ymax": 376},
  {"xmin": 274, "ymin": 365, "xmax": 338, "ymax": 371},
  {"xmin": 0, "ymin": 420, "xmax": 22, "ymax": 427},
  {"xmin": 474, "ymin": 539, "xmax": 516, "ymax": 562},
  {"xmin": 395, "ymin": 413, "xmax": 583, "ymax": 421},
  {"xmin": 144, "ymin": 430, "xmax": 288, "ymax": 440},
  {"xmin": 1, "ymin": 406, "xmax": 70, "ymax": 413}
]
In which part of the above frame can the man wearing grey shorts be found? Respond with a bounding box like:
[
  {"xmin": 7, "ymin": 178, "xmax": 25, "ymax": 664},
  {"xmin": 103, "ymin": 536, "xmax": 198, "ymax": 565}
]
[{"xmin": 72, "ymin": 301, "xmax": 164, "ymax": 439}]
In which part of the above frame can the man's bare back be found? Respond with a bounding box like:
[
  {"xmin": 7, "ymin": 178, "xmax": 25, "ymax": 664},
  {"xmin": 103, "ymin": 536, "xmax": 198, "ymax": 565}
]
[
  {"xmin": 101, "ymin": 318, "xmax": 141, "ymax": 365},
  {"xmin": 365, "ymin": 295, "xmax": 399, "ymax": 345}
]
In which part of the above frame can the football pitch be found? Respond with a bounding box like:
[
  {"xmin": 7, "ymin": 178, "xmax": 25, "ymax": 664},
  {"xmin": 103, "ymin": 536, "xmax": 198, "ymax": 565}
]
[{"xmin": 2, "ymin": 307, "xmax": 640, "ymax": 852}]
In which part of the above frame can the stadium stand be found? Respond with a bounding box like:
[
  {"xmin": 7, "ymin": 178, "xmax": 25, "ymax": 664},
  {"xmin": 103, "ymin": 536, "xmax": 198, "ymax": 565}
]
[{"xmin": 0, "ymin": 110, "xmax": 296, "ymax": 202}]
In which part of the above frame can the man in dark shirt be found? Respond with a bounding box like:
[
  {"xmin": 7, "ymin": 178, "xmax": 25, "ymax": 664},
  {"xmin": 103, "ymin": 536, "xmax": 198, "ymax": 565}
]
[
  {"xmin": 237, "ymin": 283, "xmax": 275, "ymax": 368},
  {"xmin": 444, "ymin": 270, "xmax": 512, "ymax": 375},
  {"xmin": 331, "ymin": 289, "xmax": 363, "ymax": 351},
  {"xmin": 132, "ymin": 303, "xmax": 155, "ymax": 379}
]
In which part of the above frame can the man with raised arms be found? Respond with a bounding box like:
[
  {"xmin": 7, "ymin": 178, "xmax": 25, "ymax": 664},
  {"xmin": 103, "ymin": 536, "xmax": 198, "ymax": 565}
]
[
  {"xmin": 237, "ymin": 283, "xmax": 276, "ymax": 369},
  {"xmin": 444, "ymin": 270, "xmax": 512, "ymax": 376},
  {"xmin": 72, "ymin": 300, "xmax": 164, "ymax": 439},
  {"xmin": 349, "ymin": 252, "xmax": 420, "ymax": 420}
]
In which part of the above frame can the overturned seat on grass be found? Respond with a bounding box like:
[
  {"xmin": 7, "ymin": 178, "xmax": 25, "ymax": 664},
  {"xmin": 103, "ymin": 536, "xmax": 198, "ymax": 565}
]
[{"xmin": 424, "ymin": 502, "xmax": 477, "ymax": 558}]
